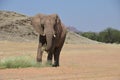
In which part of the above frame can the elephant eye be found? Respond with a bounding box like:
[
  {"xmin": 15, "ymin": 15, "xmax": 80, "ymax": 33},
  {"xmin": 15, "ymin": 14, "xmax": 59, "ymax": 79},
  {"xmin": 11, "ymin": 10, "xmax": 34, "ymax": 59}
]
[{"xmin": 41, "ymin": 24, "xmax": 44, "ymax": 31}]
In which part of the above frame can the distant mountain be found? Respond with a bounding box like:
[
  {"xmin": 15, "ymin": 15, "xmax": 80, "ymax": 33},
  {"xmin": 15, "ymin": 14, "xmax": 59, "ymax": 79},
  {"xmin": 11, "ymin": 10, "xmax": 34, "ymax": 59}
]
[{"xmin": 67, "ymin": 26, "xmax": 80, "ymax": 33}]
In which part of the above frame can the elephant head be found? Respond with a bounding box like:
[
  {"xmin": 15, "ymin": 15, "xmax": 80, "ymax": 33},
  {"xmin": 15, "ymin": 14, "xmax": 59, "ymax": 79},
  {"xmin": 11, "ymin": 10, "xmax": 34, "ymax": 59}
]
[{"xmin": 31, "ymin": 14, "xmax": 61, "ymax": 51}]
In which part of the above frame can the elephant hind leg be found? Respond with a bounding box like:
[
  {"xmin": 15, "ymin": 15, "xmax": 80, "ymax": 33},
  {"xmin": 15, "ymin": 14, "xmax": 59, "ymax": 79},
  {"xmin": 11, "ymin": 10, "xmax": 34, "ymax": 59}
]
[{"xmin": 47, "ymin": 51, "xmax": 53, "ymax": 65}]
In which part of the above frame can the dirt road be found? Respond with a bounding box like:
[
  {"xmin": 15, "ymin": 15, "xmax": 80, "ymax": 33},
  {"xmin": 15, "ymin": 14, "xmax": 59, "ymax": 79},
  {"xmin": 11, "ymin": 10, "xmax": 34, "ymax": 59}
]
[{"xmin": 0, "ymin": 41, "xmax": 120, "ymax": 80}]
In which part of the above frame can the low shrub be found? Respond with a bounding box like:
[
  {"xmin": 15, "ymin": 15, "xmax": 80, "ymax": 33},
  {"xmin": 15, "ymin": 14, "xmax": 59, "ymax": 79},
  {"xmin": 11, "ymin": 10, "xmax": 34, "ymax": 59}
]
[{"xmin": 0, "ymin": 56, "xmax": 51, "ymax": 68}]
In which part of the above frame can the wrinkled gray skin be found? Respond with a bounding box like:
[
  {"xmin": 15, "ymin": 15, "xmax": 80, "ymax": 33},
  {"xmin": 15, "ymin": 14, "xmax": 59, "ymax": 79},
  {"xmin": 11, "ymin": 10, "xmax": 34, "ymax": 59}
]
[{"xmin": 31, "ymin": 14, "xmax": 67, "ymax": 67}]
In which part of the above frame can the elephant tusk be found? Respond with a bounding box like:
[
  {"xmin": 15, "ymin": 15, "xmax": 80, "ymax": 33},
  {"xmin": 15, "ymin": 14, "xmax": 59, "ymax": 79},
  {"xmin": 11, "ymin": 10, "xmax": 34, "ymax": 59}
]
[
  {"xmin": 53, "ymin": 34, "xmax": 56, "ymax": 38},
  {"xmin": 42, "ymin": 33, "xmax": 46, "ymax": 36}
]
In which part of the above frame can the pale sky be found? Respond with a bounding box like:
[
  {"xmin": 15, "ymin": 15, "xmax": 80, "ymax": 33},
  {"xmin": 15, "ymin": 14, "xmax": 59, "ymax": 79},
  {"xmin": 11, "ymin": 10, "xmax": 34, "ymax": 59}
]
[{"xmin": 0, "ymin": 0, "xmax": 120, "ymax": 32}]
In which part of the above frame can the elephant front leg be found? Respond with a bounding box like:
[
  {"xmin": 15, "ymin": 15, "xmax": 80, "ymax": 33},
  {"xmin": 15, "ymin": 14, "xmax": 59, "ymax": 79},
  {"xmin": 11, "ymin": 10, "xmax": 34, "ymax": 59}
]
[
  {"xmin": 37, "ymin": 43, "xmax": 43, "ymax": 62},
  {"xmin": 53, "ymin": 48, "xmax": 60, "ymax": 67}
]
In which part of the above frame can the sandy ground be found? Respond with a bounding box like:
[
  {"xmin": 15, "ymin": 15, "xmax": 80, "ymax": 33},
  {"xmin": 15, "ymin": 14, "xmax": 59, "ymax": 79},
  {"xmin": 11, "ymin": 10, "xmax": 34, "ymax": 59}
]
[{"xmin": 0, "ymin": 41, "xmax": 120, "ymax": 80}]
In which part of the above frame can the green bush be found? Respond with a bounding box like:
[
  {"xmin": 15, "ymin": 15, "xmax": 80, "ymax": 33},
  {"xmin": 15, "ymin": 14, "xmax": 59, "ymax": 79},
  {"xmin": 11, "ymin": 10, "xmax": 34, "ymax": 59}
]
[
  {"xmin": 98, "ymin": 28, "xmax": 120, "ymax": 43},
  {"xmin": 80, "ymin": 27, "xmax": 120, "ymax": 44},
  {"xmin": 0, "ymin": 56, "xmax": 51, "ymax": 69},
  {"xmin": 81, "ymin": 32, "xmax": 98, "ymax": 40}
]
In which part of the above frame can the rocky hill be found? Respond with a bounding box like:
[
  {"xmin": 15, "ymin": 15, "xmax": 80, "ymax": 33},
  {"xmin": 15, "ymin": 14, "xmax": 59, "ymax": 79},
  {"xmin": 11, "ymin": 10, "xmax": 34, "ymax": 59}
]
[
  {"xmin": 0, "ymin": 11, "xmax": 99, "ymax": 44},
  {"xmin": 0, "ymin": 11, "xmax": 37, "ymax": 42}
]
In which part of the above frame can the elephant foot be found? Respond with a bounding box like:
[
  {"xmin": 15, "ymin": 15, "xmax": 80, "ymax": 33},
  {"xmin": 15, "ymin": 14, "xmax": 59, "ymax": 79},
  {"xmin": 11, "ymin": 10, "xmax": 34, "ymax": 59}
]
[
  {"xmin": 52, "ymin": 62, "xmax": 59, "ymax": 67},
  {"xmin": 36, "ymin": 58, "xmax": 42, "ymax": 62},
  {"xmin": 52, "ymin": 64, "xmax": 59, "ymax": 67},
  {"xmin": 46, "ymin": 60, "xmax": 52, "ymax": 65}
]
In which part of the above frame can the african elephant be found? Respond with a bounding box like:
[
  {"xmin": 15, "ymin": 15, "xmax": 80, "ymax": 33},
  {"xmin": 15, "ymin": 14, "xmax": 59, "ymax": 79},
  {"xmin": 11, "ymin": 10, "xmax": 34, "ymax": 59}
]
[{"xmin": 31, "ymin": 14, "xmax": 67, "ymax": 67}]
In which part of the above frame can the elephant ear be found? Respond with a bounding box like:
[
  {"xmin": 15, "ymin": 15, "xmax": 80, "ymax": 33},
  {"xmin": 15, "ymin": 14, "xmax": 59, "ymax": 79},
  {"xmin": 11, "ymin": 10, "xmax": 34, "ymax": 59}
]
[
  {"xmin": 52, "ymin": 14, "xmax": 61, "ymax": 25},
  {"xmin": 31, "ymin": 14, "xmax": 45, "ymax": 35},
  {"xmin": 52, "ymin": 14, "xmax": 62, "ymax": 37}
]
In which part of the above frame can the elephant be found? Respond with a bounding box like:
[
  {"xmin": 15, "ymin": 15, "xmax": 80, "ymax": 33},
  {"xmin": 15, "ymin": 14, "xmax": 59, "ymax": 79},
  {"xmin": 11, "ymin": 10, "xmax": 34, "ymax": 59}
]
[{"xmin": 31, "ymin": 13, "xmax": 67, "ymax": 67}]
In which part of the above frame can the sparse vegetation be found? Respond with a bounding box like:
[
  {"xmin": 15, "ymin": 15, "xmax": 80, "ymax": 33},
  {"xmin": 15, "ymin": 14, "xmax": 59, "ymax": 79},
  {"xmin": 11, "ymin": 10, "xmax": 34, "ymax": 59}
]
[
  {"xmin": 80, "ymin": 27, "xmax": 120, "ymax": 44},
  {"xmin": 0, "ymin": 56, "xmax": 51, "ymax": 68}
]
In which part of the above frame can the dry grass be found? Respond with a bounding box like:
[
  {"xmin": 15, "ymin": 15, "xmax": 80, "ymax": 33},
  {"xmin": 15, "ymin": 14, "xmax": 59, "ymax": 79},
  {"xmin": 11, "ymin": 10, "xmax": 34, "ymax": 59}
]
[{"xmin": 0, "ymin": 41, "xmax": 120, "ymax": 80}]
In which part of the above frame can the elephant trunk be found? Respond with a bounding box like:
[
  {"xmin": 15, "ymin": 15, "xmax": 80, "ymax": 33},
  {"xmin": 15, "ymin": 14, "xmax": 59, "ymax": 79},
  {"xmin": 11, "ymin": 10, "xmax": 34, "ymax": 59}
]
[{"xmin": 45, "ymin": 33, "xmax": 53, "ymax": 52}]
